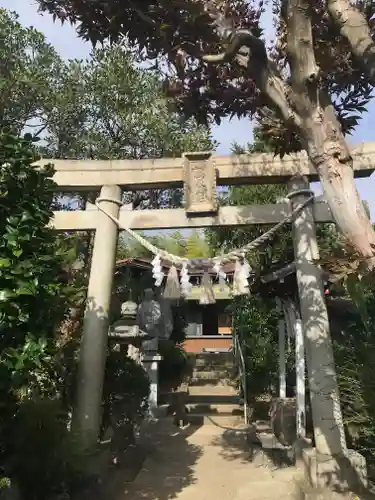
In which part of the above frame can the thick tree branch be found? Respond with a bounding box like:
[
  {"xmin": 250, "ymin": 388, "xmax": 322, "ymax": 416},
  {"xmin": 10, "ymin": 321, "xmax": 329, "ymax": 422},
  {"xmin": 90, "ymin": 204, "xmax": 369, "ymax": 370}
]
[
  {"xmin": 202, "ymin": 29, "xmax": 302, "ymax": 128},
  {"xmin": 285, "ymin": 0, "xmax": 320, "ymax": 109},
  {"xmin": 327, "ymin": 0, "xmax": 375, "ymax": 86}
]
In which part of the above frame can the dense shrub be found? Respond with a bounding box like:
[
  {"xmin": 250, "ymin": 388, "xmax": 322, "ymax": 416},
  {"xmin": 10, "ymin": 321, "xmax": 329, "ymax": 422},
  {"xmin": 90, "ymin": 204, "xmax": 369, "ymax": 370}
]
[
  {"xmin": 158, "ymin": 341, "xmax": 191, "ymax": 391},
  {"xmin": 0, "ymin": 133, "xmax": 74, "ymax": 496},
  {"xmin": 232, "ymin": 295, "xmax": 296, "ymax": 401},
  {"xmin": 330, "ymin": 292, "xmax": 375, "ymax": 470},
  {"xmin": 5, "ymin": 399, "xmax": 88, "ymax": 500},
  {"xmin": 101, "ymin": 348, "xmax": 150, "ymax": 434}
]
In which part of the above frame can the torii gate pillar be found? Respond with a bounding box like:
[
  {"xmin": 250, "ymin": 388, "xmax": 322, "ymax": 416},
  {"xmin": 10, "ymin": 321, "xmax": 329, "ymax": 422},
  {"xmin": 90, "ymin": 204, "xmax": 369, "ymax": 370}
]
[
  {"xmin": 72, "ymin": 185, "xmax": 121, "ymax": 449},
  {"xmin": 288, "ymin": 177, "xmax": 367, "ymax": 493}
]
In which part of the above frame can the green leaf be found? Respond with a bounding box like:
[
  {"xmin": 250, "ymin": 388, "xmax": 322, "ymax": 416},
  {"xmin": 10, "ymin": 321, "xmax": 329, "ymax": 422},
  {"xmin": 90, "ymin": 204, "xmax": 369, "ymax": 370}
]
[
  {"xmin": 346, "ymin": 274, "xmax": 369, "ymax": 330},
  {"xmin": 17, "ymin": 286, "xmax": 35, "ymax": 296},
  {"xmin": 0, "ymin": 290, "xmax": 16, "ymax": 301}
]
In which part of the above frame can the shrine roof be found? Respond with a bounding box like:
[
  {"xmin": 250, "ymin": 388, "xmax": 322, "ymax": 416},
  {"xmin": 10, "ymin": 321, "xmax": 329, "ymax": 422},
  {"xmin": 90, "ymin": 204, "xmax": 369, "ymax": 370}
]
[
  {"xmin": 115, "ymin": 257, "xmax": 237, "ymax": 276},
  {"xmin": 116, "ymin": 257, "xmax": 155, "ymax": 270}
]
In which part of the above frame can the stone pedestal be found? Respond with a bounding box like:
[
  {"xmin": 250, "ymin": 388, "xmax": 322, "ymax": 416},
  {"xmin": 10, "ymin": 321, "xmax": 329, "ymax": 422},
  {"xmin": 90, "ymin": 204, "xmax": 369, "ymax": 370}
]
[
  {"xmin": 142, "ymin": 353, "xmax": 162, "ymax": 419},
  {"xmin": 302, "ymin": 448, "xmax": 367, "ymax": 494},
  {"xmin": 271, "ymin": 397, "xmax": 313, "ymax": 449},
  {"xmin": 270, "ymin": 397, "xmax": 297, "ymax": 446}
]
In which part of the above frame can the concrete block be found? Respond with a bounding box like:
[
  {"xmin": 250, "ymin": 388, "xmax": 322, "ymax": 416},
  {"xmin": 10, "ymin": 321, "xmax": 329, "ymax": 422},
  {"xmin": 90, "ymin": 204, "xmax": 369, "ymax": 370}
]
[
  {"xmin": 302, "ymin": 448, "xmax": 367, "ymax": 494},
  {"xmin": 147, "ymin": 405, "xmax": 169, "ymax": 420}
]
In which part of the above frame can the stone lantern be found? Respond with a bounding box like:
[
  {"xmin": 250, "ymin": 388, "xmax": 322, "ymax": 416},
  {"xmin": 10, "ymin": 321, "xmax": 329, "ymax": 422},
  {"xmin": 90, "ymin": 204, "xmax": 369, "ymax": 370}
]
[
  {"xmin": 108, "ymin": 299, "xmax": 149, "ymax": 363},
  {"xmin": 108, "ymin": 295, "xmax": 164, "ymax": 419}
]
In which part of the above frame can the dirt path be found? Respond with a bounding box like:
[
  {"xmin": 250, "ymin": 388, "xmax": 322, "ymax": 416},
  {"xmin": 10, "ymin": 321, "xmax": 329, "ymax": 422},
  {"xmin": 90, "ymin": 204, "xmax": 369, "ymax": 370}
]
[{"xmin": 109, "ymin": 419, "xmax": 299, "ymax": 500}]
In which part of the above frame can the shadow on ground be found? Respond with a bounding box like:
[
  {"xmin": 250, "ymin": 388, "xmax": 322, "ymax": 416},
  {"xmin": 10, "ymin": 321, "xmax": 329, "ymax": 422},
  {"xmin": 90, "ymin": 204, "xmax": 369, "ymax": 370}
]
[
  {"xmin": 101, "ymin": 420, "xmax": 203, "ymax": 500},
  {"xmin": 209, "ymin": 422, "xmax": 295, "ymax": 470}
]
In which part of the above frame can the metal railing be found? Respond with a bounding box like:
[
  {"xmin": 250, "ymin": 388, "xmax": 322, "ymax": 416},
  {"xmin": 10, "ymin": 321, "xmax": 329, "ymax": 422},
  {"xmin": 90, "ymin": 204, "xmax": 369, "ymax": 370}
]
[{"xmin": 233, "ymin": 333, "xmax": 249, "ymax": 424}]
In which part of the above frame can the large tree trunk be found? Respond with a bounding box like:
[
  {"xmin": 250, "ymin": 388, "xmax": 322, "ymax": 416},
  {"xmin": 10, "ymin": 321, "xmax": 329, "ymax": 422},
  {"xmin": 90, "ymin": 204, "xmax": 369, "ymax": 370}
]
[
  {"xmin": 285, "ymin": 0, "xmax": 349, "ymax": 462},
  {"xmin": 303, "ymin": 98, "xmax": 375, "ymax": 261},
  {"xmin": 202, "ymin": 15, "xmax": 375, "ymax": 269},
  {"xmin": 201, "ymin": 0, "xmax": 375, "ymax": 470},
  {"xmin": 284, "ymin": 0, "xmax": 375, "ymax": 269},
  {"xmin": 313, "ymin": 155, "xmax": 375, "ymax": 257}
]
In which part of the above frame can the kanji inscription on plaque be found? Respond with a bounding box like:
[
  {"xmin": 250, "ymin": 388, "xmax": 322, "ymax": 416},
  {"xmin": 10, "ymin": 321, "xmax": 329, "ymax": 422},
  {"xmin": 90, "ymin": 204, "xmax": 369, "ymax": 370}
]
[{"xmin": 183, "ymin": 152, "xmax": 217, "ymax": 214}]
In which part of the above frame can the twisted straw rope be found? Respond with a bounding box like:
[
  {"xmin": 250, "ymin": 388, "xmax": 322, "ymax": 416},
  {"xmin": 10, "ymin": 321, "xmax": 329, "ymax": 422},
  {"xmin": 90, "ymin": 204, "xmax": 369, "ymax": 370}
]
[{"xmin": 95, "ymin": 190, "xmax": 314, "ymax": 268}]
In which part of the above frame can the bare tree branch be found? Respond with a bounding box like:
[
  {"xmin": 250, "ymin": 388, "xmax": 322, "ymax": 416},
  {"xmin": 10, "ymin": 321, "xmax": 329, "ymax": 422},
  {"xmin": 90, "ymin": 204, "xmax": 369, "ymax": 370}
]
[
  {"xmin": 327, "ymin": 0, "xmax": 375, "ymax": 86},
  {"xmin": 202, "ymin": 29, "xmax": 302, "ymax": 128},
  {"xmin": 128, "ymin": 1, "xmax": 157, "ymax": 26},
  {"xmin": 285, "ymin": 0, "xmax": 320, "ymax": 91}
]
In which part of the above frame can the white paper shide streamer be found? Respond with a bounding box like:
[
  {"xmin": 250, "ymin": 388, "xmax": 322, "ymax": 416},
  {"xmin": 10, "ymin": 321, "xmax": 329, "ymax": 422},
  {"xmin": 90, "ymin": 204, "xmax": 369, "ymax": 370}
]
[
  {"xmin": 233, "ymin": 259, "xmax": 251, "ymax": 296},
  {"xmin": 200, "ymin": 271, "xmax": 216, "ymax": 305},
  {"xmin": 180, "ymin": 262, "xmax": 192, "ymax": 297},
  {"xmin": 152, "ymin": 255, "xmax": 164, "ymax": 286},
  {"xmin": 95, "ymin": 191, "xmax": 314, "ymax": 299},
  {"xmin": 213, "ymin": 260, "xmax": 227, "ymax": 291},
  {"xmin": 163, "ymin": 264, "xmax": 181, "ymax": 299}
]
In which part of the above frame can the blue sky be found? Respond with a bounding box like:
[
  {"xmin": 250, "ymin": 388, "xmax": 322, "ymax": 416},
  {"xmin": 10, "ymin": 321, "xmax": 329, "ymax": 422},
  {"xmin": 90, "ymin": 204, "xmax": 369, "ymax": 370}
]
[{"xmin": 2, "ymin": 0, "xmax": 374, "ymax": 219}]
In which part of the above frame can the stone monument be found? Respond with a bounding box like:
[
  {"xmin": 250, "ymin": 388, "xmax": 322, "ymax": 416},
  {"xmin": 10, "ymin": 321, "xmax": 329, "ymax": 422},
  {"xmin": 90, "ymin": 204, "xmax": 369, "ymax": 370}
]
[{"xmin": 136, "ymin": 288, "xmax": 163, "ymax": 352}]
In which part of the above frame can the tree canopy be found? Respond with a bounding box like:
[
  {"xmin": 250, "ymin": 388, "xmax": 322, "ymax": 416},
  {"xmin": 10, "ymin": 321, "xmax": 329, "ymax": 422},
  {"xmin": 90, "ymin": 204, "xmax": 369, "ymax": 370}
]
[
  {"xmin": 34, "ymin": 0, "xmax": 375, "ymax": 273},
  {"xmin": 0, "ymin": 8, "xmax": 61, "ymax": 135},
  {"xmin": 118, "ymin": 229, "xmax": 211, "ymax": 260},
  {"xmin": 0, "ymin": 9, "xmax": 214, "ymax": 210},
  {"xmin": 33, "ymin": 1, "xmax": 374, "ymax": 133}
]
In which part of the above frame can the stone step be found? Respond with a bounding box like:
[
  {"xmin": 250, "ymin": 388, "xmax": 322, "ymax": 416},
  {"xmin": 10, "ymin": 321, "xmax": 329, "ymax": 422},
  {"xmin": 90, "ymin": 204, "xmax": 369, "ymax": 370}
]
[
  {"xmin": 254, "ymin": 419, "xmax": 273, "ymax": 433},
  {"xmin": 192, "ymin": 368, "xmax": 230, "ymax": 376},
  {"xmin": 187, "ymin": 413, "xmax": 244, "ymax": 427},
  {"xmin": 188, "ymin": 383, "xmax": 238, "ymax": 396},
  {"xmin": 192, "ymin": 360, "xmax": 235, "ymax": 372},
  {"xmin": 187, "ymin": 394, "xmax": 241, "ymax": 405},
  {"xmin": 189, "ymin": 373, "xmax": 237, "ymax": 385},
  {"xmin": 192, "ymin": 368, "xmax": 235, "ymax": 379},
  {"xmin": 191, "ymin": 369, "xmax": 231, "ymax": 382},
  {"xmin": 194, "ymin": 357, "xmax": 234, "ymax": 368},
  {"xmin": 188, "ymin": 379, "xmax": 236, "ymax": 388},
  {"xmin": 199, "ymin": 347, "xmax": 233, "ymax": 357},
  {"xmin": 187, "ymin": 403, "xmax": 243, "ymax": 416},
  {"xmin": 189, "ymin": 352, "xmax": 234, "ymax": 365}
]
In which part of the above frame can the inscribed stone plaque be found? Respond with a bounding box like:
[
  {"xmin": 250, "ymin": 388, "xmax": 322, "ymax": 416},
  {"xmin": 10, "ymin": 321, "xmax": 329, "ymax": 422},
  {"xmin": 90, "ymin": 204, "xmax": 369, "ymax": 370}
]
[{"xmin": 183, "ymin": 152, "xmax": 217, "ymax": 214}]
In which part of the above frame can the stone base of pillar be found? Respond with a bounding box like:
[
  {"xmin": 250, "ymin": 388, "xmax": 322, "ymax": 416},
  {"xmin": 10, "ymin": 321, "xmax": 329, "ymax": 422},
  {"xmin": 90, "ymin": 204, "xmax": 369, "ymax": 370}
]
[
  {"xmin": 293, "ymin": 437, "xmax": 313, "ymax": 465},
  {"xmin": 270, "ymin": 397, "xmax": 297, "ymax": 446},
  {"xmin": 301, "ymin": 448, "xmax": 367, "ymax": 495}
]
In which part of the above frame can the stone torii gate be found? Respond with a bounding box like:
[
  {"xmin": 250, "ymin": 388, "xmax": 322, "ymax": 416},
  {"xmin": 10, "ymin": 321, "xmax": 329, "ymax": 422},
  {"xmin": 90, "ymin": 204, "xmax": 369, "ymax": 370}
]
[{"xmin": 37, "ymin": 144, "xmax": 374, "ymax": 491}]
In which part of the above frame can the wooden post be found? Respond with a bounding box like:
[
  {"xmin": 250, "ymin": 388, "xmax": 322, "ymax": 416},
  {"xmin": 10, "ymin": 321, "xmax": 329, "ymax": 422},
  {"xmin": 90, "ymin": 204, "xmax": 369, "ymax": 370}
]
[
  {"xmin": 288, "ymin": 177, "xmax": 347, "ymax": 456},
  {"xmin": 142, "ymin": 354, "xmax": 162, "ymax": 419},
  {"xmin": 276, "ymin": 298, "xmax": 287, "ymax": 399},
  {"xmin": 278, "ymin": 318, "xmax": 287, "ymax": 399},
  {"xmin": 72, "ymin": 185, "xmax": 121, "ymax": 448},
  {"xmin": 283, "ymin": 298, "xmax": 306, "ymax": 437},
  {"xmin": 293, "ymin": 302, "xmax": 306, "ymax": 439}
]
